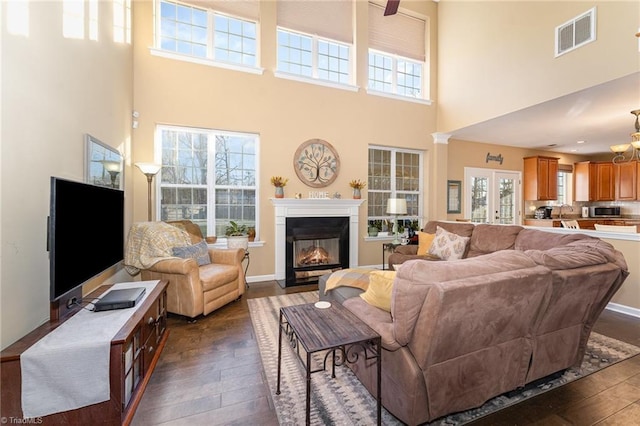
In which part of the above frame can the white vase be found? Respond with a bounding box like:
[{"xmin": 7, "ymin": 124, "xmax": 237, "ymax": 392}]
[{"xmin": 227, "ymin": 235, "xmax": 249, "ymax": 250}]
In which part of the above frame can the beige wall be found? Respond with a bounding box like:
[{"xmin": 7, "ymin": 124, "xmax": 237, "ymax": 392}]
[
  {"xmin": 131, "ymin": 1, "xmax": 438, "ymax": 278},
  {"xmin": 437, "ymin": 1, "xmax": 640, "ymax": 133},
  {"xmin": 1, "ymin": 2, "xmax": 133, "ymax": 349}
]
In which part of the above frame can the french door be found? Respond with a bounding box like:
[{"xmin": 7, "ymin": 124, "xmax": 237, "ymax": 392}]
[{"xmin": 464, "ymin": 168, "xmax": 521, "ymax": 225}]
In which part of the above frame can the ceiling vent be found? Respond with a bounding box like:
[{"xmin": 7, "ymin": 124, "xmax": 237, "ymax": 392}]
[{"xmin": 555, "ymin": 7, "xmax": 596, "ymax": 57}]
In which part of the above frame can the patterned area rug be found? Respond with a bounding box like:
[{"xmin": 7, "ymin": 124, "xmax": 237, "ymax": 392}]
[{"xmin": 248, "ymin": 291, "xmax": 640, "ymax": 425}]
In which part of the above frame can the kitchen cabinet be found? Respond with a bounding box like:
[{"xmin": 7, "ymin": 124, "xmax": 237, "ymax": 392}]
[
  {"xmin": 573, "ymin": 161, "xmax": 615, "ymax": 201},
  {"xmin": 523, "ymin": 156, "xmax": 559, "ymax": 201},
  {"xmin": 614, "ymin": 161, "xmax": 638, "ymax": 200}
]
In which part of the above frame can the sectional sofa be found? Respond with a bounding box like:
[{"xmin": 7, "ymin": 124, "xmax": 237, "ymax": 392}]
[{"xmin": 319, "ymin": 221, "xmax": 628, "ymax": 425}]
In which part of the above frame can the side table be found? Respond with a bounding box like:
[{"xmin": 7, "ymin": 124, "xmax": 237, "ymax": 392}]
[
  {"xmin": 242, "ymin": 249, "xmax": 250, "ymax": 288},
  {"xmin": 382, "ymin": 242, "xmax": 399, "ymax": 270},
  {"xmin": 276, "ymin": 302, "xmax": 382, "ymax": 425}
]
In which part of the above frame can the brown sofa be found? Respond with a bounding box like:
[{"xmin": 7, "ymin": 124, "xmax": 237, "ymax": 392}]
[{"xmin": 319, "ymin": 221, "xmax": 628, "ymax": 425}]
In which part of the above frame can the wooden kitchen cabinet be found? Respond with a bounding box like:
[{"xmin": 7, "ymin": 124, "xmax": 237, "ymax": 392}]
[
  {"xmin": 614, "ymin": 161, "xmax": 638, "ymax": 200},
  {"xmin": 524, "ymin": 156, "xmax": 559, "ymax": 201},
  {"xmin": 573, "ymin": 161, "xmax": 615, "ymax": 201}
]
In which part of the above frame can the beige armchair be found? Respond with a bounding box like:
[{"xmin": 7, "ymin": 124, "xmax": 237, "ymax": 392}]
[{"xmin": 140, "ymin": 220, "xmax": 245, "ymax": 319}]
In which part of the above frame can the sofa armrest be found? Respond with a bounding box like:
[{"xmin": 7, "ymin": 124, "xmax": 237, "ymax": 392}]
[
  {"xmin": 209, "ymin": 248, "xmax": 245, "ymax": 266},
  {"xmin": 343, "ymin": 297, "xmax": 401, "ymax": 351},
  {"xmin": 394, "ymin": 245, "xmax": 418, "ymax": 255},
  {"xmin": 145, "ymin": 257, "xmax": 197, "ymax": 274}
]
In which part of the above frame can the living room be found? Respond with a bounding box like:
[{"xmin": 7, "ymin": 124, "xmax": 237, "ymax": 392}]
[{"xmin": 2, "ymin": 0, "xmax": 639, "ymax": 423}]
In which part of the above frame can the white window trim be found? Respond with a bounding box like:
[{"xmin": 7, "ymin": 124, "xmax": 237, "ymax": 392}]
[
  {"xmin": 276, "ymin": 27, "xmax": 355, "ymax": 88},
  {"xmin": 150, "ymin": 47, "xmax": 265, "ymax": 75},
  {"xmin": 274, "ymin": 71, "xmax": 359, "ymax": 92},
  {"xmin": 366, "ymin": 88, "xmax": 432, "ymax": 105},
  {"xmin": 154, "ymin": 124, "xmax": 262, "ymax": 243},
  {"xmin": 368, "ymin": 49, "xmax": 429, "ymax": 103},
  {"xmin": 153, "ymin": 0, "xmax": 262, "ymax": 74}
]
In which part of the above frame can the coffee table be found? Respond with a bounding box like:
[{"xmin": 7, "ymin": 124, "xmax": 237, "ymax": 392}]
[{"xmin": 276, "ymin": 301, "xmax": 382, "ymax": 425}]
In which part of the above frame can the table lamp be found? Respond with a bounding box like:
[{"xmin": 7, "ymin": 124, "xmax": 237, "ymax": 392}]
[
  {"xmin": 386, "ymin": 198, "xmax": 407, "ymax": 244},
  {"xmin": 135, "ymin": 162, "xmax": 162, "ymax": 221}
]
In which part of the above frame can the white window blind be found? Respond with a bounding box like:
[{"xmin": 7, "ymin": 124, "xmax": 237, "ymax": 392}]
[
  {"xmin": 277, "ymin": 0, "xmax": 353, "ymax": 44},
  {"xmin": 187, "ymin": 0, "xmax": 260, "ymax": 20},
  {"xmin": 368, "ymin": 2, "xmax": 425, "ymax": 61}
]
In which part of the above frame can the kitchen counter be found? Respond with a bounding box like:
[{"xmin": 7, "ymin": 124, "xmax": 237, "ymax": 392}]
[{"xmin": 524, "ymin": 218, "xmax": 640, "ymax": 232}]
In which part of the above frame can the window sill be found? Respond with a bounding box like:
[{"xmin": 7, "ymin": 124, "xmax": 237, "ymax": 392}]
[
  {"xmin": 366, "ymin": 89, "xmax": 432, "ymax": 106},
  {"xmin": 274, "ymin": 71, "xmax": 359, "ymax": 93},
  {"xmin": 207, "ymin": 240, "xmax": 265, "ymax": 249},
  {"xmin": 150, "ymin": 48, "xmax": 265, "ymax": 75}
]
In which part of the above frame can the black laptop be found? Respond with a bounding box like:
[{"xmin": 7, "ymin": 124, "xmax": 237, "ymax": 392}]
[{"xmin": 93, "ymin": 287, "xmax": 146, "ymax": 312}]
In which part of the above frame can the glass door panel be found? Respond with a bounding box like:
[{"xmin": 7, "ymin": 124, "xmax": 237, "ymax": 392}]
[{"xmin": 465, "ymin": 168, "xmax": 521, "ymax": 225}]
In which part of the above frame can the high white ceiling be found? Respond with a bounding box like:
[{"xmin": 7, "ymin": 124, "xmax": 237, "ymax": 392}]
[{"xmin": 447, "ymin": 72, "xmax": 640, "ymax": 156}]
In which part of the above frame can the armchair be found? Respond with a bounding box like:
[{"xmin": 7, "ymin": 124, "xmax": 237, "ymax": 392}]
[{"xmin": 139, "ymin": 220, "xmax": 246, "ymax": 319}]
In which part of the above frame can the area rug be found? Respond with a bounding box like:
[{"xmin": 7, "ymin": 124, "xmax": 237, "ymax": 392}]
[{"xmin": 248, "ymin": 291, "xmax": 640, "ymax": 425}]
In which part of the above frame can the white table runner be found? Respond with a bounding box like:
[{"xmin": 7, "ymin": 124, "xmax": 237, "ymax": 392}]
[{"xmin": 21, "ymin": 280, "xmax": 160, "ymax": 418}]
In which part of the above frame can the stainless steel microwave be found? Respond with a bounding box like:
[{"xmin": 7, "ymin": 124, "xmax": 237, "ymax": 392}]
[{"xmin": 590, "ymin": 206, "xmax": 621, "ymax": 217}]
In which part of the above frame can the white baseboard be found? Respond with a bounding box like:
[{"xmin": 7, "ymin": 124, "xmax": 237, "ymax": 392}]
[{"xmin": 606, "ymin": 302, "xmax": 640, "ymax": 318}]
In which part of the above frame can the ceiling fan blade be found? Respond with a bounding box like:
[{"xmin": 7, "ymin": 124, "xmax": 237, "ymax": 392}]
[{"xmin": 384, "ymin": 0, "xmax": 400, "ymax": 16}]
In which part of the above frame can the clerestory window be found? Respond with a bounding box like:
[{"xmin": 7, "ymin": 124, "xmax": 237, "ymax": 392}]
[{"xmin": 156, "ymin": 0, "xmax": 258, "ymax": 69}]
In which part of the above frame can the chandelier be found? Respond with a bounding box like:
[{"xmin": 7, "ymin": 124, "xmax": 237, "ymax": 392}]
[{"xmin": 610, "ymin": 109, "xmax": 640, "ymax": 164}]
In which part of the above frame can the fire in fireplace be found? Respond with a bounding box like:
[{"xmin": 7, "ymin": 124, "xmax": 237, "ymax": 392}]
[{"xmin": 284, "ymin": 216, "xmax": 349, "ymax": 287}]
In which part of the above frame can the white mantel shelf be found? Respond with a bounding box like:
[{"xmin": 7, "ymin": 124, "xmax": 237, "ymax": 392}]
[{"xmin": 271, "ymin": 198, "xmax": 366, "ymax": 282}]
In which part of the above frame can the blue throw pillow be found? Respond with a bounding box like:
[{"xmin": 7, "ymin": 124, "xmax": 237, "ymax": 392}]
[{"xmin": 172, "ymin": 240, "xmax": 211, "ymax": 266}]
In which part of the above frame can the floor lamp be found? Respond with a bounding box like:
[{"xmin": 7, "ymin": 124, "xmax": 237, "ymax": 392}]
[
  {"xmin": 386, "ymin": 198, "xmax": 407, "ymax": 244},
  {"xmin": 135, "ymin": 162, "xmax": 162, "ymax": 221}
]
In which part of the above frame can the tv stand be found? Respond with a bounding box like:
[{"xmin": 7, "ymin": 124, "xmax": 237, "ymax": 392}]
[{"xmin": 1, "ymin": 280, "xmax": 169, "ymax": 425}]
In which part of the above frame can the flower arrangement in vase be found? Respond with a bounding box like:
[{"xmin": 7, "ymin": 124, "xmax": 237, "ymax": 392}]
[
  {"xmin": 270, "ymin": 176, "xmax": 289, "ymax": 198},
  {"xmin": 349, "ymin": 179, "xmax": 366, "ymax": 199}
]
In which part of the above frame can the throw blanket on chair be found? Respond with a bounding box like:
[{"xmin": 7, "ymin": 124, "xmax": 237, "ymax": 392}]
[
  {"xmin": 124, "ymin": 221, "xmax": 192, "ymax": 275},
  {"xmin": 324, "ymin": 268, "xmax": 376, "ymax": 294}
]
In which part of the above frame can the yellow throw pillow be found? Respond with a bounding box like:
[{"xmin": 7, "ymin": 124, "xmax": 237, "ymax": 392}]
[
  {"xmin": 359, "ymin": 270, "xmax": 396, "ymax": 312},
  {"xmin": 417, "ymin": 232, "xmax": 435, "ymax": 255}
]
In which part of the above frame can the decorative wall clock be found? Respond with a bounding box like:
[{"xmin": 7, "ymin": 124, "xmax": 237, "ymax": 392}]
[{"xmin": 294, "ymin": 139, "xmax": 340, "ymax": 188}]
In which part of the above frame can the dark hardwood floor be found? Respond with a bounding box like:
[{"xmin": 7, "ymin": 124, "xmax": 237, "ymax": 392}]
[{"xmin": 132, "ymin": 281, "xmax": 640, "ymax": 425}]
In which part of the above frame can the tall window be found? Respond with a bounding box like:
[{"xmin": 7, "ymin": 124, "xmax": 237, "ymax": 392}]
[
  {"xmin": 367, "ymin": 2, "xmax": 427, "ymax": 100},
  {"xmin": 157, "ymin": 125, "xmax": 258, "ymax": 240},
  {"xmin": 367, "ymin": 146, "xmax": 423, "ymax": 233},
  {"xmin": 157, "ymin": 0, "xmax": 258, "ymax": 68},
  {"xmin": 277, "ymin": 28, "xmax": 351, "ymax": 85}
]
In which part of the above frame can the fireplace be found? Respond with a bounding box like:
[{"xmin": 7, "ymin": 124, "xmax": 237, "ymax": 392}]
[
  {"xmin": 286, "ymin": 217, "xmax": 349, "ymax": 286},
  {"xmin": 271, "ymin": 198, "xmax": 365, "ymax": 288}
]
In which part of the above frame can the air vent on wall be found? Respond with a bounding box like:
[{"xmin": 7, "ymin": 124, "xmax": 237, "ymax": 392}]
[{"xmin": 555, "ymin": 7, "xmax": 596, "ymax": 57}]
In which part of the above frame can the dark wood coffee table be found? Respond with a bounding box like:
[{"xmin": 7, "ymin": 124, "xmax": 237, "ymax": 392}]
[{"xmin": 276, "ymin": 301, "xmax": 382, "ymax": 425}]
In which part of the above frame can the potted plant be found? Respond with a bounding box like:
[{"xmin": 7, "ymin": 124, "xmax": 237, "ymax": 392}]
[
  {"xmin": 349, "ymin": 179, "xmax": 366, "ymax": 199},
  {"xmin": 368, "ymin": 223, "xmax": 379, "ymax": 237},
  {"xmin": 225, "ymin": 221, "xmax": 249, "ymax": 250},
  {"xmin": 270, "ymin": 176, "xmax": 289, "ymax": 198}
]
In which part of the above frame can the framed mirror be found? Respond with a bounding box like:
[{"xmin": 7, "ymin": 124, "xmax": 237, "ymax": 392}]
[
  {"xmin": 85, "ymin": 134, "xmax": 123, "ymax": 190},
  {"xmin": 447, "ymin": 180, "xmax": 461, "ymax": 214}
]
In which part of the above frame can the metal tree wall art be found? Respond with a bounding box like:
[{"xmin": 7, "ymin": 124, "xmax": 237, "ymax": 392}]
[{"xmin": 294, "ymin": 139, "xmax": 340, "ymax": 188}]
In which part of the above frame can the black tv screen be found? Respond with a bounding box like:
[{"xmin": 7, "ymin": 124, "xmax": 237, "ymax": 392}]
[{"xmin": 49, "ymin": 177, "xmax": 124, "ymax": 303}]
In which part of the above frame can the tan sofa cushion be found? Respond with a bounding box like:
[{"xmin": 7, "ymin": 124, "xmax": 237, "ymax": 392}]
[
  {"xmin": 467, "ymin": 224, "xmax": 522, "ymax": 257},
  {"xmin": 199, "ymin": 263, "xmax": 239, "ymax": 292}
]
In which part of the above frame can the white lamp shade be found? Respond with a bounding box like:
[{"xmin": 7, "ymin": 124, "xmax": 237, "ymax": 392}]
[
  {"xmin": 386, "ymin": 198, "xmax": 407, "ymax": 215},
  {"xmin": 101, "ymin": 160, "xmax": 121, "ymax": 173},
  {"xmin": 610, "ymin": 144, "xmax": 630, "ymax": 154},
  {"xmin": 135, "ymin": 162, "xmax": 162, "ymax": 175}
]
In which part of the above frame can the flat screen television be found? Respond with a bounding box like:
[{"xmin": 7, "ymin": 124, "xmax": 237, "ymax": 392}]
[{"xmin": 49, "ymin": 177, "xmax": 124, "ymax": 309}]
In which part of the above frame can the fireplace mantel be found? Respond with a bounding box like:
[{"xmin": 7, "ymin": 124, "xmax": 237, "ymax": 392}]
[{"xmin": 271, "ymin": 198, "xmax": 365, "ymax": 282}]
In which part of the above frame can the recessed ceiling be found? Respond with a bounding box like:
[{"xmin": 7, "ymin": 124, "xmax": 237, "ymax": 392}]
[{"xmin": 448, "ymin": 72, "xmax": 640, "ymax": 156}]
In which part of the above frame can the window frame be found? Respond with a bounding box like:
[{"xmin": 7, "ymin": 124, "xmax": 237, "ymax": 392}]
[
  {"xmin": 155, "ymin": 125, "xmax": 260, "ymax": 244},
  {"xmin": 366, "ymin": 145, "xmax": 424, "ymax": 237},
  {"xmin": 153, "ymin": 0, "xmax": 262, "ymax": 74},
  {"xmin": 275, "ymin": 27, "xmax": 358, "ymax": 92},
  {"xmin": 367, "ymin": 49, "xmax": 430, "ymax": 104}
]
